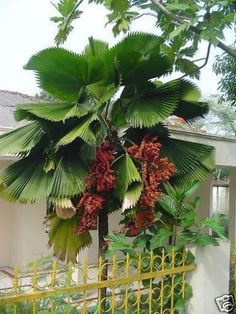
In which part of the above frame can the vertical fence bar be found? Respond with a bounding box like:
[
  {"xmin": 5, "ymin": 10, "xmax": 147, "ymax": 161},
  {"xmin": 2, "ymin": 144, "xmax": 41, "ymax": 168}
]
[
  {"xmin": 32, "ymin": 266, "xmax": 38, "ymax": 314},
  {"xmin": 148, "ymin": 251, "xmax": 154, "ymax": 314},
  {"xmin": 170, "ymin": 248, "xmax": 176, "ymax": 314},
  {"xmin": 137, "ymin": 253, "xmax": 142, "ymax": 313},
  {"xmin": 97, "ymin": 256, "xmax": 103, "ymax": 314},
  {"xmin": 111, "ymin": 255, "xmax": 117, "ymax": 314},
  {"xmin": 50, "ymin": 261, "xmax": 57, "ymax": 312},
  {"xmin": 182, "ymin": 249, "xmax": 186, "ymax": 300},
  {"xmin": 81, "ymin": 257, "xmax": 88, "ymax": 314},
  {"xmin": 66, "ymin": 262, "xmax": 74, "ymax": 314},
  {"xmin": 124, "ymin": 253, "xmax": 130, "ymax": 313},
  {"xmin": 160, "ymin": 249, "xmax": 165, "ymax": 314},
  {"xmin": 12, "ymin": 267, "xmax": 19, "ymax": 314}
]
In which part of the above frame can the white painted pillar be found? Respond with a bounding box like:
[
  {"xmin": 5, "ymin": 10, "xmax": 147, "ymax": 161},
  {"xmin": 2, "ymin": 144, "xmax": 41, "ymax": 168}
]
[
  {"xmin": 229, "ymin": 167, "xmax": 236, "ymax": 244},
  {"xmin": 194, "ymin": 175, "xmax": 213, "ymax": 220},
  {"xmin": 187, "ymin": 241, "xmax": 230, "ymax": 314}
]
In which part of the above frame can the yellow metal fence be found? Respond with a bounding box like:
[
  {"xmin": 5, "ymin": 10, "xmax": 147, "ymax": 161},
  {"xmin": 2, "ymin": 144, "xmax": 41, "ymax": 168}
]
[{"xmin": 0, "ymin": 250, "xmax": 196, "ymax": 314}]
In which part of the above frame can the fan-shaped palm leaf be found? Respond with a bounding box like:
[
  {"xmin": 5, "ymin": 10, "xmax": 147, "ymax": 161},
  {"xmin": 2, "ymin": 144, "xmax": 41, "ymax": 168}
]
[
  {"xmin": 24, "ymin": 48, "xmax": 104, "ymax": 101},
  {"xmin": 50, "ymin": 156, "xmax": 87, "ymax": 198},
  {"xmin": 0, "ymin": 153, "xmax": 87, "ymax": 203},
  {"xmin": 0, "ymin": 122, "xmax": 44, "ymax": 154},
  {"xmin": 58, "ymin": 113, "xmax": 100, "ymax": 145},
  {"xmin": 173, "ymin": 80, "xmax": 209, "ymax": 121},
  {"xmin": 109, "ymin": 33, "xmax": 173, "ymax": 84},
  {"xmin": 48, "ymin": 215, "xmax": 92, "ymax": 262},
  {"xmin": 114, "ymin": 154, "xmax": 143, "ymax": 211},
  {"xmin": 0, "ymin": 154, "xmax": 53, "ymax": 203},
  {"xmin": 15, "ymin": 101, "xmax": 91, "ymax": 122},
  {"xmin": 160, "ymin": 138, "xmax": 215, "ymax": 185}
]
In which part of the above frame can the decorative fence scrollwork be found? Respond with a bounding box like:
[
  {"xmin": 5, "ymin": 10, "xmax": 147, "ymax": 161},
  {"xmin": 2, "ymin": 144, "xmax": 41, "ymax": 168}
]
[{"xmin": 0, "ymin": 249, "xmax": 196, "ymax": 313}]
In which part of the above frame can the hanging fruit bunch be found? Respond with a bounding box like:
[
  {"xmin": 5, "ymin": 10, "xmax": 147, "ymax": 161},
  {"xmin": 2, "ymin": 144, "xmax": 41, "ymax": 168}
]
[
  {"xmin": 121, "ymin": 136, "xmax": 176, "ymax": 236},
  {"xmin": 74, "ymin": 142, "xmax": 117, "ymax": 235},
  {"xmin": 72, "ymin": 135, "xmax": 175, "ymax": 237}
]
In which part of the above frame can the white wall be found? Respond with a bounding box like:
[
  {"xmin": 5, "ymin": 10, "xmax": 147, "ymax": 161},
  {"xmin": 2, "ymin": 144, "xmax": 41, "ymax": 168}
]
[
  {"xmin": 10, "ymin": 201, "xmax": 50, "ymax": 269},
  {"xmin": 187, "ymin": 241, "xmax": 230, "ymax": 314},
  {"xmin": 0, "ymin": 160, "xmax": 50, "ymax": 269},
  {"xmin": 0, "ymin": 199, "xmax": 13, "ymax": 266}
]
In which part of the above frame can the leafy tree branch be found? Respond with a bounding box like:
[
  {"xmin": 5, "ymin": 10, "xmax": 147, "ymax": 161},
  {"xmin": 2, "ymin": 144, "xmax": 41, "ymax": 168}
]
[{"xmin": 151, "ymin": 0, "xmax": 236, "ymax": 58}]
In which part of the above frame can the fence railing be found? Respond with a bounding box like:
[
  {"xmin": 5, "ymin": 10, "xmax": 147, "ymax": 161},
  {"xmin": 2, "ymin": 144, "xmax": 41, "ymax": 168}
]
[{"xmin": 0, "ymin": 250, "xmax": 196, "ymax": 314}]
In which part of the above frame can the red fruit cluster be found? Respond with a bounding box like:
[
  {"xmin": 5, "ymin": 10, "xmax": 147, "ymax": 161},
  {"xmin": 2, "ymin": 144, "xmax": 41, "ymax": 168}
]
[
  {"xmin": 135, "ymin": 210, "xmax": 155, "ymax": 229},
  {"xmin": 74, "ymin": 192, "xmax": 104, "ymax": 235},
  {"xmin": 121, "ymin": 222, "xmax": 138, "ymax": 237},
  {"xmin": 75, "ymin": 142, "xmax": 116, "ymax": 235},
  {"xmin": 87, "ymin": 142, "xmax": 116, "ymax": 192},
  {"xmin": 128, "ymin": 136, "xmax": 175, "ymax": 209}
]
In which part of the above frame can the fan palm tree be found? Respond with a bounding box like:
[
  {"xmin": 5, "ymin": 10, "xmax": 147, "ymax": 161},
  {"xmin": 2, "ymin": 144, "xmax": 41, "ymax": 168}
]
[{"xmin": 0, "ymin": 33, "xmax": 214, "ymax": 262}]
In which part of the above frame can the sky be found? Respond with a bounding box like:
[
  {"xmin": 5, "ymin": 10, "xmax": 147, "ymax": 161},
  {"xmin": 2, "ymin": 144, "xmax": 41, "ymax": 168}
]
[{"xmin": 0, "ymin": 0, "xmax": 233, "ymax": 97}]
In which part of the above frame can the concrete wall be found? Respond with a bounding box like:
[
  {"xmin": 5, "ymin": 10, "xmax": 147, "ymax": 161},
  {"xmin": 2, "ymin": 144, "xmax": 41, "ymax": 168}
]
[
  {"xmin": 187, "ymin": 241, "xmax": 230, "ymax": 314},
  {"xmin": 0, "ymin": 161, "xmax": 50, "ymax": 269}
]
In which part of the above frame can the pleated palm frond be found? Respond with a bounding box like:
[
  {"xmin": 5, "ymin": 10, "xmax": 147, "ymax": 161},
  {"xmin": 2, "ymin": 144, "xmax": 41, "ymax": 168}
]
[
  {"xmin": 49, "ymin": 156, "xmax": 88, "ymax": 198},
  {"xmin": 0, "ymin": 122, "xmax": 44, "ymax": 154},
  {"xmin": 83, "ymin": 38, "xmax": 109, "ymax": 56},
  {"xmin": 58, "ymin": 113, "xmax": 100, "ymax": 146},
  {"xmin": 15, "ymin": 101, "xmax": 91, "ymax": 122},
  {"xmin": 0, "ymin": 154, "xmax": 54, "ymax": 203},
  {"xmin": 173, "ymin": 80, "xmax": 209, "ymax": 121},
  {"xmin": 109, "ymin": 33, "xmax": 173, "ymax": 84},
  {"xmin": 160, "ymin": 138, "xmax": 215, "ymax": 185},
  {"xmin": 0, "ymin": 153, "xmax": 88, "ymax": 203},
  {"xmin": 24, "ymin": 48, "xmax": 104, "ymax": 102},
  {"xmin": 114, "ymin": 154, "xmax": 143, "ymax": 211},
  {"xmin": 111, "ymin": 81, "xmax": 178, "ymax": 128},
  {"xmin": 48, "ymin": 215, "xmax": 92, "ymax": 262},
  {"xmin": 123, "ymin": 125, "xmax": 215, "ymax": 185}
]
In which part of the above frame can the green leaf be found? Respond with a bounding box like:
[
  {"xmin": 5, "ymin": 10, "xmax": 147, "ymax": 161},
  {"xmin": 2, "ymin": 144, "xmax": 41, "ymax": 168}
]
[
  {"xmin": 0, "ymin": 122, "xmax": 43, "ymax": 154},
  {"xmin": 158, "ymin": 194, "xmax": 178, "ymax": 216},
  {"xmin": 48, "ymin": 215, "xmax": 92, "ymax": 262},
  {"xmin": 114, "ymin": 154, "xmax": 142, "ymax": 210},
  {"xmin": 173, "ymin": 80, "xmax": 208, "ymax": 121},
  {"xmin": 0, "ymin": 152, "xmax": 88, "ymax": 203},
  {"xmin": 174, "ymin": 297, "xmax": 185, "ymax": 314},
  {"xmin": 110, "ymin": 33, "xmax": 173, "ymax": 84},
  {"xmin": 58, "ymin": 113, "xmax": 99, "ymax": 145},
  {"xmin": 161, "ymin": 138, "xmax": 215, "ymax": 185},
  {"xmin": 179, "ymin": 211, "xmax": 196, "ymax": 228},
  {"xmin": 15, "ymin": 101, "xmax": 90, "ymax": 122},
  {"xmin": 0, "ymin": 154, "xmax": 54, "ymax": 203},
  {"xmin": 133, "ymin": 234, "xmax": 152, "ymax": 249},
  {"xmin": 195, "ymin": 234, "xmax": 219, "ymax": 246},
  {"xmin": 169, "ymin": 23, "xmax": 190, "ymax": 39},
  {"xmin": 177, "ymin": 180, "xmax": 200, "ymax": 200},
  {"xmin": 24, "ymin": 48, "xmax": 104, "ymax": 101},
  {"xmin": 201, "ymin": 214, "xmax": 228, "ymax": 240},
  {"xmin": 84, "ymin": 38, "xmax": 109, "ymax": 56},
  {"xmin": 184, "ymin": 283, "xmax": 193, "ymax": 300},
  {"xmin": 122, "ymin": 181, "xmax": 143, "ymax": 212},
  {"xmin": 176, "ymin": 58, "xmax": 200, "ymax": 79},
  {"xmin": 180, "ymin": 231, "xmax": 219, "ymax": 246},
  {"xmin": 50, "ymin": 156, "xmax": 88, "ymax": 198},
  {"xmin": 105, "ymin": 233, "xmax": 133, "ymax": 258},
  {"xmin": 150, "ymin": 228, "xmax": 173, "ymax": 250},
  {"xmin": 115, "ymin": 80, "xmax": 180, "ymax": 128}
]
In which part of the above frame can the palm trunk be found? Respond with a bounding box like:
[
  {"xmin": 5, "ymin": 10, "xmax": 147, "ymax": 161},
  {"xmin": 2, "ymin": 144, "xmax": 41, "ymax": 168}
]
[{"xmin": 98, "ymin": 207, "xmax": 108, "ymax": 311}]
